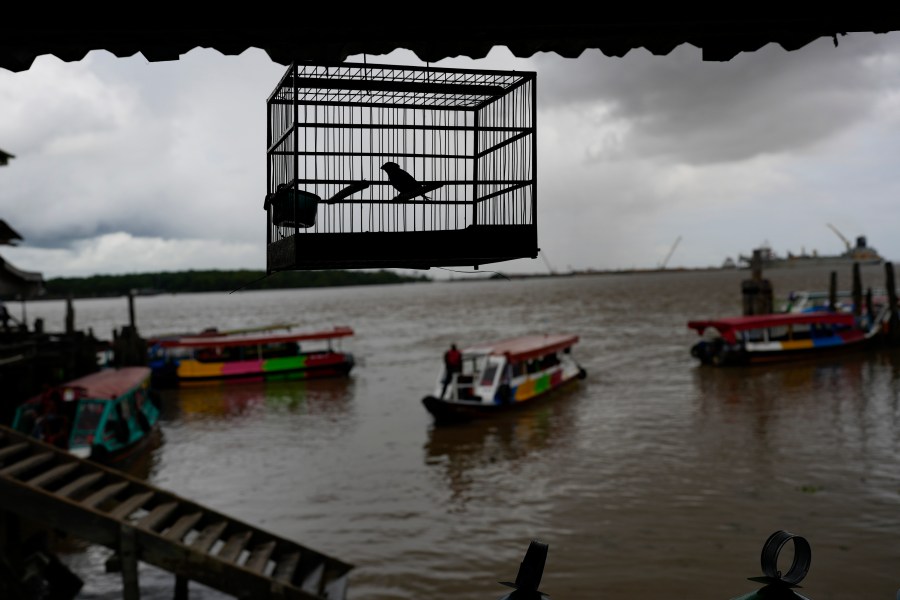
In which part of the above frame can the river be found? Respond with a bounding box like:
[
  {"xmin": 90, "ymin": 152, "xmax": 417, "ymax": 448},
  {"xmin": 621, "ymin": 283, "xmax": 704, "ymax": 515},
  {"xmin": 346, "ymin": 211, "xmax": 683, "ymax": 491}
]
[{"xmin": 16, "ymin": 264, "xmax": 900, "ymax": 600}]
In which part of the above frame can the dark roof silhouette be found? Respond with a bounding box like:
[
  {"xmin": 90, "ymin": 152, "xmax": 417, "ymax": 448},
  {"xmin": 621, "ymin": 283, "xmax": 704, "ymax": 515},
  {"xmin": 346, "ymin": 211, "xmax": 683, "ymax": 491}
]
[
  {"xmin": 3, "ymin": 15, "xmax": 900, "ymax": 72},
  {"xmin": 0, "ymin": 219, "xmax": 23, "ymax": 246}
]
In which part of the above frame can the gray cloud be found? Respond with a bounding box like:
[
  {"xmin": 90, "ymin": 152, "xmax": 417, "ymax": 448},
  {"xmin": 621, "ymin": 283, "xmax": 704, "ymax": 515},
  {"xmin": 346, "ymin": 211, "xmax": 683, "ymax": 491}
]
[
  {"xmin": 2, "ymin": 37, "xmax": 900, "ymax": 278},
  {"xmin": 532, "ymin": 33, "xmax": 900, "ymax": 164}
]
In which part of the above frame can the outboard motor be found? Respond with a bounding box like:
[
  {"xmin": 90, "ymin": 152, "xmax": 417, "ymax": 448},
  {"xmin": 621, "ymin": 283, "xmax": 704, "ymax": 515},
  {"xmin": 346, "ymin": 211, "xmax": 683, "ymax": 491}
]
[{"xmin": 731, "ymin": 530, "xmax": 812, "ymax": 600}]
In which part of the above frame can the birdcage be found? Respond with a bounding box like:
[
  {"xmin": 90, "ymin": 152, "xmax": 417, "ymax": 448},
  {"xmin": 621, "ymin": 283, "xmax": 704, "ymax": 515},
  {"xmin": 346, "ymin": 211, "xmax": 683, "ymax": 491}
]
[{"xmin": 264, "ymin": 61, "xmax": 538, "ymax": 272}]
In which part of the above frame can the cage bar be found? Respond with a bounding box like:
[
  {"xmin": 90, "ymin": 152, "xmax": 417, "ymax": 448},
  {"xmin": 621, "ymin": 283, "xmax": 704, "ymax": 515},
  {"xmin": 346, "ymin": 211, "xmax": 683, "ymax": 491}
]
[{"xmin": 265, "ymin": 61, "xmax": 537, "ymax": 271}]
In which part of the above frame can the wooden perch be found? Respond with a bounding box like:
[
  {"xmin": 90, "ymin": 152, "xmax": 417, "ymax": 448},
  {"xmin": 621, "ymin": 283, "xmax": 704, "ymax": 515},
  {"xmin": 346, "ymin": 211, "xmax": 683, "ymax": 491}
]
[
  {"xmin": 326, "ymin": 181, "xmax": 370, "ymax": 204},
  {"xmin": 392, "ymin": 182, "xmax": 444, "ymax": 203}
]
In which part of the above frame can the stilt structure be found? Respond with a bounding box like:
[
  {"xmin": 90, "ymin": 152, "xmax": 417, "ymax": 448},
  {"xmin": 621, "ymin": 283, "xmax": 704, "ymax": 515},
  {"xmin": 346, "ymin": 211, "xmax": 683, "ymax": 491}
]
[{"xmin": 0, "ymin": 425, "xmax": 352, "ymax": 599}]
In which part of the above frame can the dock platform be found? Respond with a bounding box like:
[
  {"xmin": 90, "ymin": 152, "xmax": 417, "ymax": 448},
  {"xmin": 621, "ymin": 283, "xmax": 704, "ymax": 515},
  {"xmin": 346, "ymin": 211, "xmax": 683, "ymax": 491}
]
[{"xmin": 0, "ymin": 424, "xmax": 352, "ymax": 599}]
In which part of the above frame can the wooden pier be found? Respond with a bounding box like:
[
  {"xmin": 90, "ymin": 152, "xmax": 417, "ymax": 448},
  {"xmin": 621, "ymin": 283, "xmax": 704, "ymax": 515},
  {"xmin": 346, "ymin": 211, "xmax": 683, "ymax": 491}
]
[{"xmin": 0, "ymin": 424, "xmax": 352, "ymax": 599}]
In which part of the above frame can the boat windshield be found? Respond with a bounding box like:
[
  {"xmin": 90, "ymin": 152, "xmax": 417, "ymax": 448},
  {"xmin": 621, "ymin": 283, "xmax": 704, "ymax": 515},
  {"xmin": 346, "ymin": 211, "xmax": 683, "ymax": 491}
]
[
  {"xmin": 480, "ymin": 363, "xmax": 499, "ymax": 387},
  {"xmin": 70, "ymin": 400, "xmax": 107, "ymax": 447}
]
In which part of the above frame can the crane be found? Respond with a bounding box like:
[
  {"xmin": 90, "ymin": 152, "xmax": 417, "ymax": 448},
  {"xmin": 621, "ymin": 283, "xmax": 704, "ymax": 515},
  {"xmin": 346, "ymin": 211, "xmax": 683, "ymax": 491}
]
[
  {"xmin": 659, "ymin": 236, "xmax": 682, "ymax": 269},
  {"xmin": 827, "ymin": 223, "xmax": 852, "ymax": 252}
]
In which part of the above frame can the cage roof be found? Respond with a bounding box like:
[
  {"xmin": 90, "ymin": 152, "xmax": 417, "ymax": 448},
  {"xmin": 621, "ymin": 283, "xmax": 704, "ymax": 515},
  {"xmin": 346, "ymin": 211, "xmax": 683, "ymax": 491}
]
[{"xmin": 273, "ymin": 62, "xmax": 534, "ymax": 109}]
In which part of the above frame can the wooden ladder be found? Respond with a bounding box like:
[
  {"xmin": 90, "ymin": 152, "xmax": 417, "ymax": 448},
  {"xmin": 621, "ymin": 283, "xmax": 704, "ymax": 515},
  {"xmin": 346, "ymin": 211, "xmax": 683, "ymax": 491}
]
[{"xmin": 0, "ymin": 425, "xmax": 352, "ymax": 599}]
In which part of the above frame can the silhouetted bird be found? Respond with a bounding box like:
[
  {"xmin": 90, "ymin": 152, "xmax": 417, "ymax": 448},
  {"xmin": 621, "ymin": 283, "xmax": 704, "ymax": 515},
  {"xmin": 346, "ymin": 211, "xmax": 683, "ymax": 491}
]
[{"xmin": 381, "ymin": 161, "xmax": 430, "ymax": 200}]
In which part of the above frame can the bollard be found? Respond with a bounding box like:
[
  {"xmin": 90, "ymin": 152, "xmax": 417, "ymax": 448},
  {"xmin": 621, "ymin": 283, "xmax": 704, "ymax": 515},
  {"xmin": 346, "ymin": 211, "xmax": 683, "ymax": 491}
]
[{"xmin": 730, "ymin": 530, "xmax": 812, "ymax": 600}]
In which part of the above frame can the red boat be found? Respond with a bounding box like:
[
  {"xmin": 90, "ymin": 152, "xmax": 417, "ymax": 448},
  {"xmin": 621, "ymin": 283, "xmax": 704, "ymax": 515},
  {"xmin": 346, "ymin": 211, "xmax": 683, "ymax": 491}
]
[
  {"xmin": 687, "ymin": 308, "xmax": 887, "ymax": 366},
  {"xmin": 148, "ymin": 325, "xmax": 355, "ymax": 386}
]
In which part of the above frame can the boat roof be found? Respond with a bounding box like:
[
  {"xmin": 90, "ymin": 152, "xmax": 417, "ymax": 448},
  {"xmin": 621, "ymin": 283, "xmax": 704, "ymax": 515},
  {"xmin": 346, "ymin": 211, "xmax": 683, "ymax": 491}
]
[
  {"xmin": 147, "ymin": 322, "xmax": 303, "ymax": 343},
  {"xmin": 60, "ymin": 367, "xmax": 150, "ymax": 400},
  {"xmin": 463, "ymin": 334, "xmax": 579, "ymax": 363},
  {"xmin": 687, "ymin": 312, "xmax": 856, "ymax": 333},
  {"xmin": 156, "ymin": 325, "xmax": 354, "ymax": 349}
]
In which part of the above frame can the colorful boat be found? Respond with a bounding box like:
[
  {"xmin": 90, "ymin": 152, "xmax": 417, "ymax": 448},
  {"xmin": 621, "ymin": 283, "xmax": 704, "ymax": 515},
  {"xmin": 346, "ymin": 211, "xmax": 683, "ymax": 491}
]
[
  {"xmin": 11, "ymin": 366, "xmax": 160, "ymax": 466},
  {"xmin": 422, "ymin": 334, "xmax": 587, "ymax": 424},
  {"xmin": 687, "ymin": 308, "xmax": 888, "ymax": 366},
  {"xmin": 147, "ymin": 325, "xmax": 355, "ymax": 387}
]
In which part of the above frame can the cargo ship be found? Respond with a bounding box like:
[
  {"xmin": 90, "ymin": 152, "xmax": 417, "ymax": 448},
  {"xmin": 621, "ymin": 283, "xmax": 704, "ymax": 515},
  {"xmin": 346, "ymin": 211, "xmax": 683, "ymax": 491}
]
[{"xmin": 738, "ymin": 226, "xmax": 884, "ymax": 270}]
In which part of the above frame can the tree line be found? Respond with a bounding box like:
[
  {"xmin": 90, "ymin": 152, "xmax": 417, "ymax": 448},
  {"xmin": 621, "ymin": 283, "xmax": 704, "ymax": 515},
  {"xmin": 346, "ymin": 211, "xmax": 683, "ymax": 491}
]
[{"xmin": 40, "ymin": 269, "xmax": 431, "ymax": 299}]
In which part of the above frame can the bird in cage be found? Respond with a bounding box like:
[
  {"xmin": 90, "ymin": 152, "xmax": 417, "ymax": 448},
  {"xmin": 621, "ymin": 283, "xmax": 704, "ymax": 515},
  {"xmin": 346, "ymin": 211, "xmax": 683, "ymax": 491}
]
[{"xmin": 381, "ymin": 161, "xmax": 432, "ymax": 201}]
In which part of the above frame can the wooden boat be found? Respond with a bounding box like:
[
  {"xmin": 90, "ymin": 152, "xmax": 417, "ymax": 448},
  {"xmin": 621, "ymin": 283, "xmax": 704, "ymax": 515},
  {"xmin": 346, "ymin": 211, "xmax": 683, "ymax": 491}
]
[
  {"xmin": 148, "ymin": 325, "xmax": 355, "ymax": 387},
  {"xmin": 422, "ymin": 334, "xmax": 587, "ymax": 424},
  {"xmin": 687, "ymin": 308, "xmax": 888, "ymax": 366},
  {"xmin": 10, "ymin": 366, "xmax": 160, "ymax": 467}
]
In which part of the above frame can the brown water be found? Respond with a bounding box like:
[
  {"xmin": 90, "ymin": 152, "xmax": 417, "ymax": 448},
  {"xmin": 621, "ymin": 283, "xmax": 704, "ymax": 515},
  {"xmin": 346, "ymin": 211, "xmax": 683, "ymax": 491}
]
[{"xmin": 21, "ymin": 265, "xmax": 900, "ymax": 599}]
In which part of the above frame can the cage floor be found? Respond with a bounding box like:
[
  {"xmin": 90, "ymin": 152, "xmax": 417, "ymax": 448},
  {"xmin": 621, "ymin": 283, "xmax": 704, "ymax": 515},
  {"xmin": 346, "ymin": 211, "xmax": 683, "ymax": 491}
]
[{"xmin": 267, "ymin": 224, "xmax": 538, "ymax": 271}]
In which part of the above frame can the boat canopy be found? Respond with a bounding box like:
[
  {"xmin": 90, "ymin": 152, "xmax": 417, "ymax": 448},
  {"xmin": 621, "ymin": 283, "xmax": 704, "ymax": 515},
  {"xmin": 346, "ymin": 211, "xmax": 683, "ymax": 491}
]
[
  {"xmin": 156, "ymin": 326, "xmax": 354, "ymax": 349},
  {"xmin": 56, "ymin": 366, "xmax": 150, "ymax": 401},
  {"xmin": 463, "ymin": 334, "xmax": 579, "ymax": 364},
  {"xmin": 688, "ymin": 312, "xmax": 857, "ymax": 343}
]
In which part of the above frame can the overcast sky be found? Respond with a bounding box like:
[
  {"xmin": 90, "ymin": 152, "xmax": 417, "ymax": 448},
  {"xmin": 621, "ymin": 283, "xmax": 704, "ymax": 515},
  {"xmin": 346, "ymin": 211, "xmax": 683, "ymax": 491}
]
[{"xmin": 2, "ymin": 32, "xmax": 900, "ymax": 280}]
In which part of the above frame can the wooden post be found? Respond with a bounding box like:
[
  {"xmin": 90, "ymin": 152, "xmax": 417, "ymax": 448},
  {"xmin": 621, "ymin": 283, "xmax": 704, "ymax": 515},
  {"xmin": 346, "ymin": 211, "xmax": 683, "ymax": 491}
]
[
  {"xmin": 886, "ymin": 262, "xmax": 899, "ymax": 344},
  {"xmin": 829, "ymin": 271, "xmax": 837, "ymax": 312},
  {"xmin": 18, "ymin": 294, "xmax": 27, "ymax": 329},
  {"xmin": 866, "ymin": 288, "xmax": 874, "ymax": 327},
  {"xmin": 120, "ymin": 524, "xmax": 140, "ymax": 600},
  {"xmin": 852, "ymin": 262, "xmax": 862, "ymax": 316},
  {"xmin": 65, "ymin": 295, "xmax": 75, "ymax": 334},
  {"xmin": 0, "ymin": 511, "xmax": 29, "ymax": 599},
  {"xmin": 742, "ymin": 249, "xmax": 773, "ymax": 315},
  {"xmin": 128, "ymin": 290, "xmax": 136, "ymax": 329},
  {"xmin": 175, "ymin": 575, "xmax": 189, "ymax": 600}
]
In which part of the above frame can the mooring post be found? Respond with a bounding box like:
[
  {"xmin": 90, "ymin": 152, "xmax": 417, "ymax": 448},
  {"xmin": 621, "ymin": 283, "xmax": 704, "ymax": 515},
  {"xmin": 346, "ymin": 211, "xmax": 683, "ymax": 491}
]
[
  {"xmin": 829, "ymin": 271, "xmax": 837, "ymax": 312},
  {"xmin": 741, "ymin": 249, "xmax": 773, "ymax": 315},
  {"xmin": 128, "ymin": 290, "xmax": 136, "ymax": 329},
  {"xmin": 866, "ymin": 288, "xmax": 874, "ymax": 327},
  {"xmin": 65, "ymin": 294, "xmax": 75, "ymax": 334},
  {"xmin": 886, "ymin": 262, "xmax": 899, "ymax": 344},
  {"xmin": 852, "ymin": 262, "xmax": 862, "ymax": 316}
]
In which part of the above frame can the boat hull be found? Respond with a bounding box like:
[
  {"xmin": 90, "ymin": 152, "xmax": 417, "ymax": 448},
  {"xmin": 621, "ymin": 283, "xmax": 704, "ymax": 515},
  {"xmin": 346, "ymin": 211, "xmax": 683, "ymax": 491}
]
[
  {"xmin": 422, "ymin": 368, "xmax": 585, "ymax": 424},
  {"xmin": 152, "ymin": 352, "xmax": 355, "ymax": 387},
  {"xmin": 690, "ymin": 338, "xmax": 875, "ymax": 366},
  {"xmin": 89, "ymin": 423, "xmax": 162, "ymax": 469}
]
